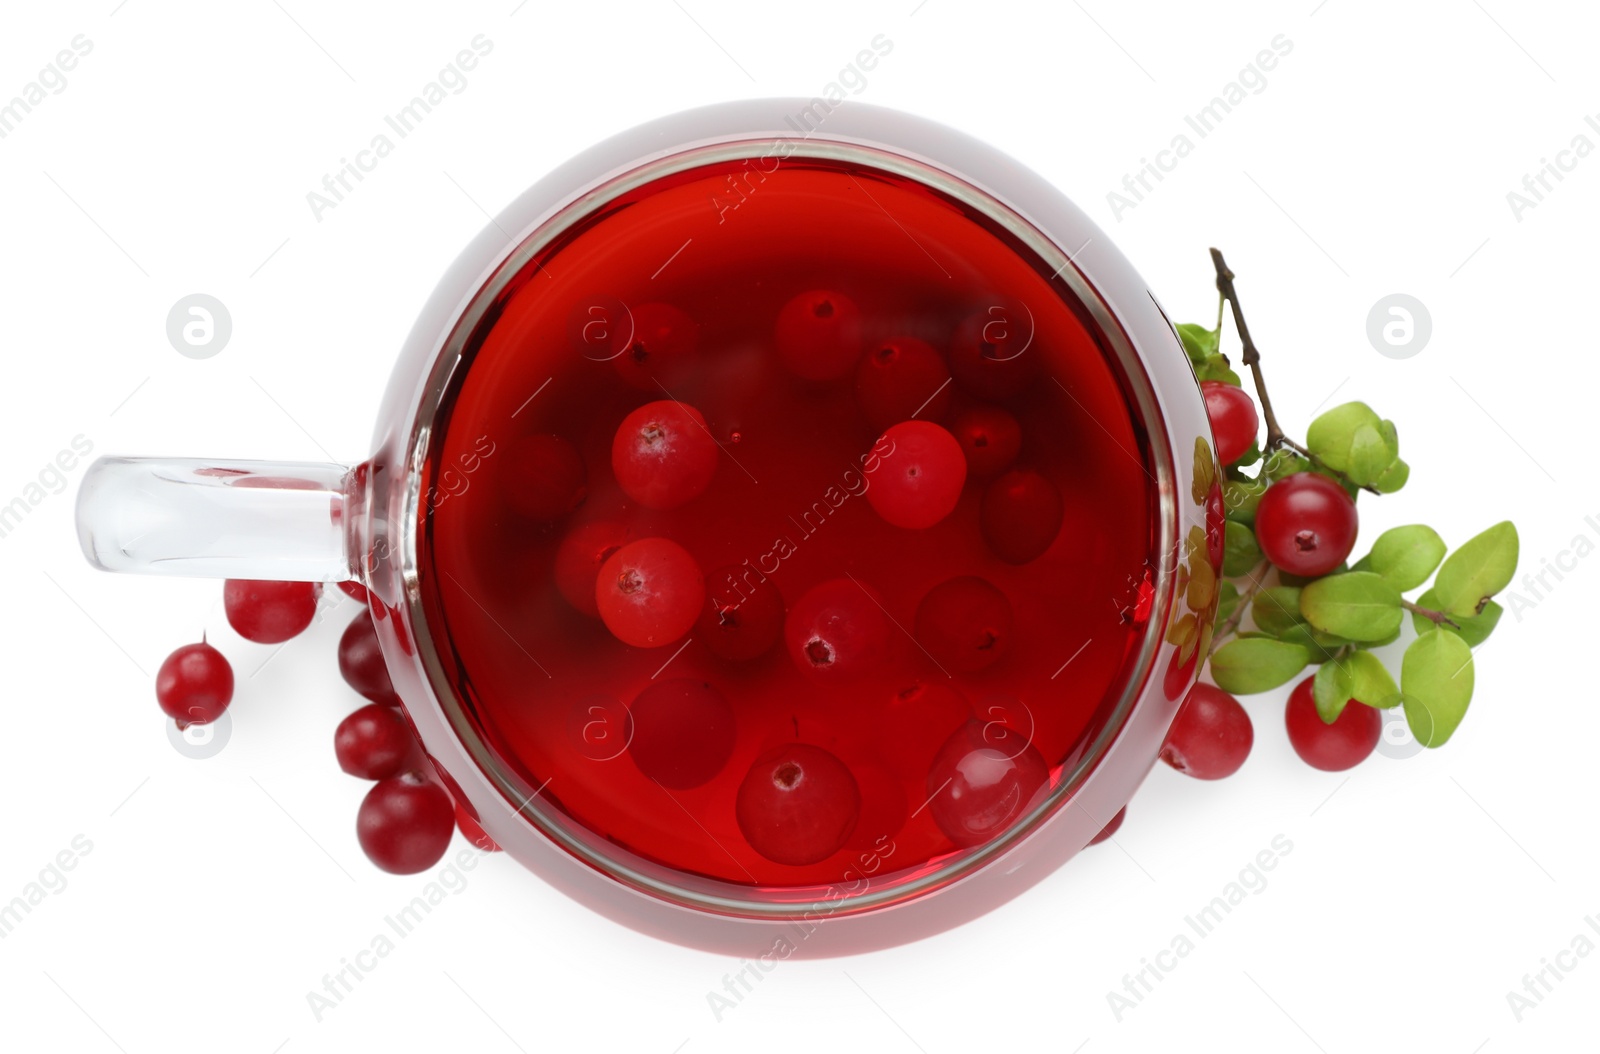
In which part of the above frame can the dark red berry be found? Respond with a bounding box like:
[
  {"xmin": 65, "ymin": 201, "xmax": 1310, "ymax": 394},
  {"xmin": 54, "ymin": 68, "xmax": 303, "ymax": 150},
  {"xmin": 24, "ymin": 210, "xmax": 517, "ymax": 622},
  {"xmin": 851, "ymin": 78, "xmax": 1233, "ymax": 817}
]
[
  {"xmin": 697, "ymin": 564, "xmax": 785, "ymax": 662},
  {"xmin": 1285, "ymin": 677, "xmax": 1381, "ymax": 772},
  {"xmin": 865, "ymin": 421, "xmax": 967, "ymax": 530},
  {"xmin": 611, "ymin": 400, "xmax": 718, "ymax": 510},
  {"xmin": 980, "ymin": 469, "xmax": 1064, "ymax": 564},
  {"xmin": 854, "ymin": 336, "xmax": 952, "ymax": 430},
  {"xmin": 339, "ymin": 611, "xmax": 397, "ymax": 704},
  {"xmin": 950, "ymin": 405, "xmax": 1022, "ymax": 479},
  {"xmin": 627, "ymin": 679, "xmax": 736, "ymax": 789},
  {"xmin": 503, "ymin": 434, "xmax": 587, "ymax": 520},
  {"xmin": 596, "ymin": 537, "xmax": 704, "ymax": 648},
  {"xmin": 915, "ymin": 576, "xmax": 1014, "ymax": 673},
  {"xmin": 775, "ymin": 289, "xmax": 863, "ymax": 381},
  {"xmin": 224, "ymin": 580, "xmax": 319, "ymax": 644},
  {"xmin": 1254, "ymin": 473, "xmax": 1359, "ymax": 577},
  {"xmin": 926, "ymin": 719, "xmax": 1049, "ymax": 848},
  {"xmin": 1201, "ymin": 381, "xmax": 1260, "ymax": 465},
  {"xmin": 155, "ymin": 641, "xmax": 234, "ymax": 726},
  {"xmin": 950, "ymin": 302, "xmax": 1039, "ymax": 400},
  {"xmin": 554, "ymin": 520, "xmax": 630, "ymax": 617},
  {"xmin": 785, "ymin": 578, "xmax": 892, "ymax": 679},
  {"xmin": 612, "ymin": 301, "xmax": 698, "ymax": 390},
  {"xmin": 1161, "ymin": 683, "xmax": 1253, "ymax": 779},
  {"xmin": 334, "ymin": 704, "xmax": 413, "ymax": 780},
  {"xmin": 1088, "ymin": 805, "xmax": 1126, "ymax": 846},
  {"xmin": 455, "ymin": 799, "xmax": 501, "ymax": 851},
  {"xmin": 356, "ymin": 772, "xmax": 455, "ymax": 875},
  {"xmin": 736, "ymin": 745, "xmax": 860, "ymax": 866}
]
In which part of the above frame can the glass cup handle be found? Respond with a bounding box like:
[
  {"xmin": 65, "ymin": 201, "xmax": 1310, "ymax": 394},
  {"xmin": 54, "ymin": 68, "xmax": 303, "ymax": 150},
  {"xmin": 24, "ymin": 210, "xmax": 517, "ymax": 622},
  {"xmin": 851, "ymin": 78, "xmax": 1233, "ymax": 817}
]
[{"xmin": 75, "ymin": 457, "xmax": 357, "ymax": 582}]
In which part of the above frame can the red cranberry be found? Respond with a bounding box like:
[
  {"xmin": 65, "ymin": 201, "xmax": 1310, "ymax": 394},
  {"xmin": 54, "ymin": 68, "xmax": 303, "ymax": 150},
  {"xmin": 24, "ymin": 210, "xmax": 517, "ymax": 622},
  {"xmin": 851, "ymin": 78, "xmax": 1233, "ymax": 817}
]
[
  {"xmin": 455, "ymin": 799, "xmax": 501, "ymax": 851},
  {"xmin": 785, "ymin": 578, "xmax": 892, "ymax": 679},
  {"xmin": 854, "ymin": 336, "xmax": 952, "ymax": 429},
  {"xmin": 155, "ymin": 641, "xmax": 233, "ymax": 726},
  {"xmin": 334, "ymin": 704, "xmax": 413, "ymax": 780},
  {"xmin": 611, "ymin": 400, "xmax": 718, "ymax": 510},
  {"xmin": 339, "ymin": 611, "xmax": 397, "ymax": 704},
  {"xmin": 865, "ymin": 421, "xmax": 967, "ymax": 530},
  {"xmin": 224, "ymin": 580, "xmax": 319, "ymax": 643},
  {"xmin": 356, "ymin": 772, "xmax": 455, "ymax": 875},
  {"xmin": 595, "ymin": 537, "xmax": 705, "ymax": 648},
  {"xmin": 1088, "ymin": 805, "xmax": 1127, "ymax": 846},
  {"xmin": 1285, "ymin": 677, "xmax": 1381, "ymax": 771},
  {"xmin": 1200, "ymin": 381, "xmax": 1260, "ymax": 465},
  {"xmin": 950, "ymin": 302, "xmax": 1039, "ymax": 400},
  {"xmin": 612, "ymin": 301, "xmax": 698, "ymax": 390},
  {"xmin": 1161, "ymin": 683, "xmax": 1253, "ymax": 779},
  {"xmin": 627, "ymin": 679, "xmax": 736, "ymax": 789},
  {"xmin": 980, "ymin": 469, "xmax": 1065, "ymax": 564},
  {"xmin": 735, "ymin": 745, "xmax": 860, "ymax": 866},
  {"xmin": 915, "ymin": 576, "xmax": 1014, "ymax": 673},
  {"xmin": 696, "ymin": 564, "xmax": 785, "ymax": 662},
  {"xmin": 1255, "ymin": 473, "xmax": 1359, "ymax": 577},
  {"xmin": 503, "ymin": 434, "xmax": 587, "ymax": 520},
  {"xmin": 926, "ymin": 719, "xmax": 1050, "ymax": 848},
  {"xmin": 553, "ymin": 520, "xmax": 630, "ymax": 618},
  {"xmin": 338, "ymin": 581, "xmax": 371, "ymax": 603},
  {"xmin": 774, "ymin": 289, "xmax": 863, "ymax": 381},
  {"xmin": 950, "ymin": 405, "xmax": 1022, "ymax": 479}
]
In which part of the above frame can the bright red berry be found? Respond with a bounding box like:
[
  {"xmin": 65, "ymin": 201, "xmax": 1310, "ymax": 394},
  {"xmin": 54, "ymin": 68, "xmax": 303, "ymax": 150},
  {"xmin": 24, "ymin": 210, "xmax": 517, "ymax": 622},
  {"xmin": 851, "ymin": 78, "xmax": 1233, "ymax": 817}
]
[
  {"xmin": 1161, "ymin": 683, "xmax": 1253, "ymax": 779},
  {"xmin": 980, "ymin": 469, "xmax": 1064, "ymax": 564},
  {"xmin": 926, "ymin": 719, "xmax": 1050, "ymax": 848},
  {"xmin": 155, "ymin": 641, "xmax": 234, "ymax": 726},
  {"xmin": 1201, "ymin": 381, "xmax": 1260, "ymax": 465},
  {"xmin": 854, "ymin": 336, "xmax": 952, "ymax": 430},
  {"xmin": 696, "ymin": 565, "xmax": 785, "ymax": 662},
  {"xmin": 785, "ymin": 578, "xmax": 892, "ymax": 679},
  {"xmin": 627, "ymin": 679, "xmax": 736, "ymax": 789},
  {"xmin": 950, "ymin": 302, "xmax": 1038, "ymax": 400},
  {"xmin": 596, "ymin": 537, "xmax": 704, "ymax": 648},
  {"xmin": 1088, "ymin": 805, "xmax": 1127, "ymax": 846},
  {"xmin": 950, "ymin": 405, "xmax": 1022, "ymax": 479},
  {"xmin": 334, "ymin": 703, "xmax": 413, "ymax": 780},
  {"xmin": 554, "ymin": 520, "xmax": 630, "ymax": 617},
  {"xmin": 339, "ymin": 611, "xmax": 397, "ymax": 704},
  {"xmin": 356, "ymin": 772, "xmax": 455, "ymax": 875},
  {"xmin": 775, "ymin": 289, "xmax": 863, "ymax": 381},
  {"xmin": 612, "ymin": 301, "xmax": 698, "ymax": 390},
  {"xmin": 611, "ymin": 400, "xmax": 718, "ymax": 510},
  {"xmin": 503, "ymin": 434, "xmax": 587, "ymax": 520},
  {"xmin": 224, "ymin": 580, "xmax": 319, "ymax": 644},
  {"xmin": 865, "ymin": 421, "xmax": 967, "ymax": 529},
  {"xmin": 1254, "ymin": 473, "xmax": 1359, "ymax": 577},
  {"xmin": 915, "ymin": 576, "xmax": 1014, "ymax": 673},
  {"xmin": 735, "ymin": 745, "xmax": 861, "ymax": 866},
  {"xmin": 1285, "ymin": 677, "xmax": 1381, "ymax": 771}
]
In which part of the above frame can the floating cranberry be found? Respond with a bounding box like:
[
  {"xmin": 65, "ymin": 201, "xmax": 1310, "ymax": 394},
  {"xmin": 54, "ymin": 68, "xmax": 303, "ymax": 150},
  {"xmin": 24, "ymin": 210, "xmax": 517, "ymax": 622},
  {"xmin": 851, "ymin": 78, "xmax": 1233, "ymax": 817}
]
[
  {"xmin": 596, "ymin": 537, "xmax": 704, "ymax": 648},
  {"xmin": 865, "ymin": 421, "xmax": 967, "ymax": 530},
  {"xmin": 696, "ymin": 564, "xmax": 785, "ymax": 662},
  {"xmin": 1161, "ymin": 683, "xmax": 1253, "ymax": 780},
  {"xmin": 774, "ymin": 289, "xmax": 863, "ymax": 381},
  {"xmin": 915, "ymin": 576, "xmax": 1014, "ymax": 673},
  {"xmin": 611, "ymin": 400, "xmax": 718, "ymax": 510},
  {"xmin": 334, "ymin": 703, "xmax": 413, "ymax": 780},
  {"xmin": 356, "ymin": 772, "xmax": 455, "ymax": 875},
  {"xmin": 980, "ymin": 469, "xmax": 1064, "ymax": 564},
  {"xmin": 736, "ymin": 745, "xmax": 860, "ymax": 866},
  {"xmin": 156, "ymin": 641, "xmax": 234, "ymax": 726},
  {"xmin": 926, "ymin": 719, "xmax": 1050, "ymax": 848},
  {"xmin": 950, "ymin": 405, "xmax": 1022, "ymax": 479},
  {"xmin": 554, "ymin": 520, "xmax": 630, "ymax": 618},
  {"xmin": 1200, "ymin": 381, "xmax": 1260, "ymax": 465},
  {"xmin": 224, "ymin": 580, "xmax": 319, "ymax": 644},
  {"xmin": 1285, "ymin": 677, "xmax": 1381, "ymax": 772},
  {"xmin": 785, "ymin": 578, "xmax": 892, "ymax": 679},
  {"xmin": 627, "ymin": 679, "xmax": 736, "ymax": 789},
  {"xmin": 612, "ymin": 301, "xmax": 698, "ymax": 390},
  {"xmin": 854, "ymin": 336, "xmax": 952, "ymax": 429},
  {"xmin": 1254, "ymin": 473, "xmax": 1359, "ymax": 577},
  {"xmin": 339, "ymin": 611, "xmax": 397, "ymax": 704},
  {"xmin": 503, "ymin": 434, "xmax": 587, "ymax": 520}
]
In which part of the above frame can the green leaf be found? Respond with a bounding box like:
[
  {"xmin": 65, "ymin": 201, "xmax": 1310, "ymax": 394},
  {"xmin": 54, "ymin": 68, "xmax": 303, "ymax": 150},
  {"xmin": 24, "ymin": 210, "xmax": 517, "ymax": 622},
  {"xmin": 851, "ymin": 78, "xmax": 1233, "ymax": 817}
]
[
  {"xmin": 1368, "ymin": 525, "xmax": 1447, "ymax": 591},
  {"xmin": 1177, "ymin": 323, "xmax": 1219, "ymax": 364},
  {"xmin": 1342, "ymin": 649, "xmax": 1400, "ymax": 708},
  {"xmin": 1346, "ymin": 423, "xmax": 1398, "ymax": 487},
  {"xmin": 1210, "ymin": 637, "xmax": 1310, "ymax": 694},
  {"xmin": 1305, "ymin": 402, "xmax": 1382, "ymax": 472},
  {"xmin": 1213, "ymin": 579, "xmax": 1241, "ymax": 633},
  {"xmin": 1264, "ymin": 449, "xmax": 1311, "ymax": 482},
  {"xmin": 1312, "ymin": 661, "xmax": 1352, "ymax": 722},
  {"xmin": 1372, "ymin": 457, "xmax": 1410, "ymax": 493},
  {"xmin": 1232, "ymin": 440, "xmax": 1262, "ymax": 469},
  {"xmin": 1251, "ymin": 585, "xmax": 1305, "ymax": 637},
  {"xmin": 1223, "ymin": 478, "xmax": 1268, "ymax": 525},
  {"xmin": 1400, "ymin": 631, "xmax": 1475, "ymax": 747},
  {"xmin": 1434, "ymin": 522, "xmax": 1519, "ymax": 617},
  {"xmin": 1299, "ymin": 572, "xmax": 1404, "ymax": 642},
  {"xmin": 1278, "ymin": 623, "xmax": 1350, "ymax": 664},
  {"xmin": 1194, "ymin": 358, "xmax": 1242, "ymax": 386},
  {"xmin": 1278, "ymin": 563, "xmax": 1347, "ymax": 588},
  {"xmin": 1410, "ymin": 587, "xmax": 1503, "ymax": 647},
  {"xmin": 1223, "ymin": 521, "xmax": 1263, "ymax": 577}
]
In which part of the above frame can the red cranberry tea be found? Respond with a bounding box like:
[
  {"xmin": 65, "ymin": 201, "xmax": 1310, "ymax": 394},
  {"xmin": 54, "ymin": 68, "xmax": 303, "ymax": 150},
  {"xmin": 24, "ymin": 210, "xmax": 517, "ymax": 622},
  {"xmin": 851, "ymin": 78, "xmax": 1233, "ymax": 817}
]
[{"xmin": 418, "ymin": 154, "xmax": 1159, "ymax": 890}]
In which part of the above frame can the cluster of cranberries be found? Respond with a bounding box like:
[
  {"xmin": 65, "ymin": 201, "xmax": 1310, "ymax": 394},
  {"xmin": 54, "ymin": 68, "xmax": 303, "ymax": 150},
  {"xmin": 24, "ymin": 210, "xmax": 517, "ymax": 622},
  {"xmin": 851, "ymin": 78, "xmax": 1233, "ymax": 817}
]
[
  {"xmin": 1159, "ymin": 381, "xmax": 1380, "ymax": 781},
  {"xmin": 154, "ymin": 578, "xmax": 497, "ymax": 876}
]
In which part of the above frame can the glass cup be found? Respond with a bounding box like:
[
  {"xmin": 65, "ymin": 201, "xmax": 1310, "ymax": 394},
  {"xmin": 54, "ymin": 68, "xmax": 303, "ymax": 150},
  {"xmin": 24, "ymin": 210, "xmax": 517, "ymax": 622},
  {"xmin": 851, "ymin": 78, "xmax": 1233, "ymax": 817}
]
[{"xmin": 75, "ymin": 99, "xmax": 1220, "ymax": 956}]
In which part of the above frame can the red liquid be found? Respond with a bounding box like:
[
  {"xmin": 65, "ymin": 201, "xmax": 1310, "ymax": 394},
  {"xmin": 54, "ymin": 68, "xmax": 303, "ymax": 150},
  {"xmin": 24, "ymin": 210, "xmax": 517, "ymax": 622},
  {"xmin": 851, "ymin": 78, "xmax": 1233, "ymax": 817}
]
[{"xmin": 419, "ymin": 154, "xmax": 1158, "ymax": 890}]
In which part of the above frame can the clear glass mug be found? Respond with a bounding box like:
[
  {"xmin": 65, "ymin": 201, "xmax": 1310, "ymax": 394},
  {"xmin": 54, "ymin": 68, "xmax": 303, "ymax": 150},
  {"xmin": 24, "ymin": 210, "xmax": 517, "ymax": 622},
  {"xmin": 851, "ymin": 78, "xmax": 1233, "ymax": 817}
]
[{"xmin": 76, "ymin": 99, "xmax": 1220, "ymax": 955}]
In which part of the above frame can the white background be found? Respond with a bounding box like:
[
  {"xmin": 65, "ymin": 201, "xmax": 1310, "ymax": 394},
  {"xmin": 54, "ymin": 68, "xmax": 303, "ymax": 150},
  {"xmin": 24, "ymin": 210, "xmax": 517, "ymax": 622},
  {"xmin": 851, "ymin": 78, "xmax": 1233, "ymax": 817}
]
[{"xmin": 1, "ymin": 1, "xmax": 1594, "ymax": 1051}]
